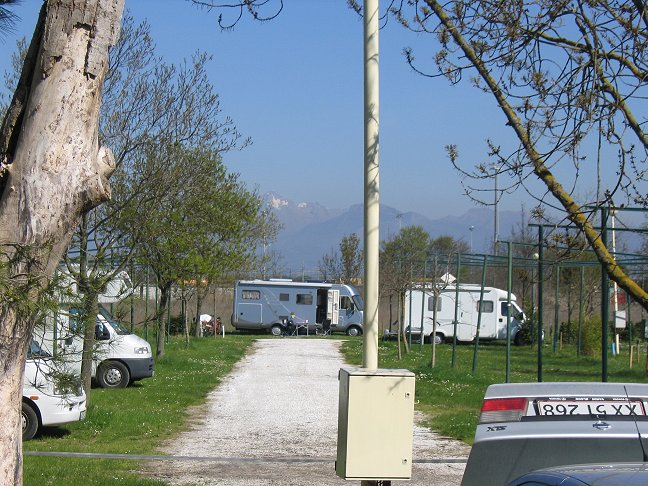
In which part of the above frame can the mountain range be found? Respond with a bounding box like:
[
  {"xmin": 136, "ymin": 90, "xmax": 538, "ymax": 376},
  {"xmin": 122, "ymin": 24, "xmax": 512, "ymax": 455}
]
[{"xmin": 264, "ymin": 192, "xmax": 525, "ymax": 273}]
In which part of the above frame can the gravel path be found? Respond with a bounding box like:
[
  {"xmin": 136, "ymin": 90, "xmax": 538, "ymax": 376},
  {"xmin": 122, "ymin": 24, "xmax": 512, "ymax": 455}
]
[{"xmin": 144, "ymin": 339, "xmax": 470, "ymax": 485}]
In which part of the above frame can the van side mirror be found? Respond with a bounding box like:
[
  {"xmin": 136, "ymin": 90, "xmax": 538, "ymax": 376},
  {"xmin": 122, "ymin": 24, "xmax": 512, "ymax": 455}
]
[{"xmin": 65, "ymin": 336, "xmax": 74, "ymax": 346}]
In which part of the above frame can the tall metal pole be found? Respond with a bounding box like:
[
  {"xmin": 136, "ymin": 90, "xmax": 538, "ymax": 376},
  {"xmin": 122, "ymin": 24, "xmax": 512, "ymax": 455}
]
[
  {"xmin": 506, "ymin": 242, "xmax": 512, "ymax": 383},
  {"xmin": 601, "ymin": 206, "xmax": 609, "ymax": 382},
  {"xmin": 362, "ymin": 0, "xmax": 380, "ymax": 372},
  {"xmin": 553, "ymin": 266, "xmax": 560, "ymax": 352},
  {"xmin": 452, "ymin": 253, "xmax": 461, "ymax": 367},
  {"xmin": 361, "ymin": 4, "xmax": 381, "ymax": 486},
  {"xmin": 537, "ymin": 226, "xmax": 544, "ymax": 382},
  {"xmin": 420, "ymin": 261, "xmax": 427, "ymax": 349},
  {"xmin": 494, "ymin": 170, "xmax": 499, "ymax": 256},
  {"xmin": 472, "ymin": 256, "xmax": 488, "ymax": 373},
  {"xmin": 578, "ymin": 266, "xmax": 584, "ymax": 357}
]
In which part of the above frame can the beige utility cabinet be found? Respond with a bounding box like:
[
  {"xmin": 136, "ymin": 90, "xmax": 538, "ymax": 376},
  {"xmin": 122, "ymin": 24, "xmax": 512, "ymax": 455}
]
[{"xmin": 336, "ymin": 367, "xmax": 415, "ymax": 481}]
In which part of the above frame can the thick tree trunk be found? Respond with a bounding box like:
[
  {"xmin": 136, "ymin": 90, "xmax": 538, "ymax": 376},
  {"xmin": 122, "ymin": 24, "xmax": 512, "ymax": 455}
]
[{"xmin": 0, "ymin": 1, "xmax": 124, "ymax": 483}]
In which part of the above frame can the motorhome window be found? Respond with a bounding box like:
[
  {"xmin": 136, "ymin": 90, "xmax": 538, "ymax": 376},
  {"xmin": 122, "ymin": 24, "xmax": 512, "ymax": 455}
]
[
  {"xmin": 352, "ymin": 294, "xmax": 364, "ymax": 310},
  {"xmin": 28, "ymin": 340, "xmax": 51, "ymax": 359},
  {"xmin": 501, "ymin": 302, "xmax": 512, "ymax": 316},
  {"xmin": 279, "ymin": 293, "xmax": 289, "ymax": 301},
  {"xmin": 296, "ymin": 294, "xmax": 313, "ymax": 305},
  {"xmin": 427, "ymin": 296, "xmax": 442, "ymax": 312},
  {"xmin": 242, "ymin": 290, "xmax": 261, "ymax": 300},
  {"xmin": 477, "ymin": 300, "xmax": 494, "ymax": 313},
  {"xmin": 340, "ymin": 296, "xmax": 353, "ymax": 310}
]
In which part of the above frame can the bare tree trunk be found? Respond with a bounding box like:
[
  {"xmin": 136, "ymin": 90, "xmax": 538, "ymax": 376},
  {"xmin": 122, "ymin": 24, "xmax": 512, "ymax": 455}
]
[
  {"xmin": 156, "ymin": 285, "xmax": 171, "ymax": 359},
  {"xmin": 0, "ymin": 1, "xmax": 124, "ymax": 482},
  {"xmin": 194, "ymin": 285, "xmax": 207, "ymax": 338},
  {"xmin": 399, "ymin": 291, "xmax": 409, "ymax": 354}
]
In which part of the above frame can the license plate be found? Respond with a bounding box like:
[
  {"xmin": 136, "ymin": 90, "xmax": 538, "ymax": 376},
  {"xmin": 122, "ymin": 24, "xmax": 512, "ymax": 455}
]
[{"xmin": 536, "ymin": 399, "xmax": 645, "ymax": 416}]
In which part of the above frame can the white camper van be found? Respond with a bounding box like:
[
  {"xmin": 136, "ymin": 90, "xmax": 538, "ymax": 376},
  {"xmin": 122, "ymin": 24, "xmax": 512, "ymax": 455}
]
[
  {"xmin": 404, "ymin": 284, "xmax": 526, "ymax": 344},
  {"xmin": 22, "ymin": 340, "xmax": 86, "ymax": 440},
  {"xmin": 35, "ymin": 305, "xmax": 154, "ymax": 388}
]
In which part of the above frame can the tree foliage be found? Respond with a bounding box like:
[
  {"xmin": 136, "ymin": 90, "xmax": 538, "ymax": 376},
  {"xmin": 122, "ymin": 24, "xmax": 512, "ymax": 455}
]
[
  {"xmin": 131, "ymin": 144, "xmax": 265, "ymax": 357},
  {"xmin": 319, "ymin": 233, "xmax": 363, "ymax": 282},
  {"xmin": 379, "ymin": 0, "xmax": 648, "ymax": 309}
]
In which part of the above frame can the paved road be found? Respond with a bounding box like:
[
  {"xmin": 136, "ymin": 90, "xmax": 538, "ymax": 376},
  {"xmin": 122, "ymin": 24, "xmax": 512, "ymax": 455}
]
[{"xmin": 144, "ymin": 339, "xmax": 470, "ymax": 485}]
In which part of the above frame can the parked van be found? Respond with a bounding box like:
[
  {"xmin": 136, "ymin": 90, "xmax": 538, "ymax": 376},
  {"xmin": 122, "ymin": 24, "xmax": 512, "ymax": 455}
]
[
  {"xmin": 404, "ymin": 284, "xmax": 526, "ymax": 344},
  {"xmin": 22, "ymin": 340, "xmax": 86, "ymax": 440},
  {"xmin": 36, "ymin": 305, "xmax": 154, "ymax": 388},
  {"xmin": 232, "ymin": 279, "xmax": 364, "ymax": 336}
]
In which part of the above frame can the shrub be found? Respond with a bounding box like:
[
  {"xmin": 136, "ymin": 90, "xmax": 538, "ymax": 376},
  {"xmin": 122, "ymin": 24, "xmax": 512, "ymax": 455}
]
[{"xmin": 580, "ymin": 317, "xmax": 603, "ymax": 357}]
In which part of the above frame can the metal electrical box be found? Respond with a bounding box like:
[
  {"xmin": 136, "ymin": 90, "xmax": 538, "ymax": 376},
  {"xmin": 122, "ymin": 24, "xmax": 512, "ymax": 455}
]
[{"xmin": 336, "ymin": 367, "xmax": 415, "ymax": 481}]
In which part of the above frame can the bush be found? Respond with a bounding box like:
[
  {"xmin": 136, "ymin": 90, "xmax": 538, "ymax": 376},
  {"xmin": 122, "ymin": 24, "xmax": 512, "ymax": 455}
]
[
  {"xmin": 580, "ymin": 317, "xmax": 603, "ymax": 357},
  {"xmin": 515, "ymin": 319, "xmax": 537, "ymax": 345},
  {"xmin": 168, "ymin": 315, "xmax": 185, "ymax": 335}
]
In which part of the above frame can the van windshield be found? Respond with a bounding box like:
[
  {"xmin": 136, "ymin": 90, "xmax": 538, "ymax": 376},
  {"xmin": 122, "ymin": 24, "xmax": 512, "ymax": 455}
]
[
  {"xmin": 28, "ymin": 339, "xmax": 51, "ymax": 359},
  {"xmin": 511, "ymin": 302, "xmax": 525, "ymax": 320},
  {"xmin": 352, "ymin": 294, "xmax": 364, "ymax": 311},
  {"xmin": 98, "ymin": 306, "xmax": 131, "ymax": 335}
]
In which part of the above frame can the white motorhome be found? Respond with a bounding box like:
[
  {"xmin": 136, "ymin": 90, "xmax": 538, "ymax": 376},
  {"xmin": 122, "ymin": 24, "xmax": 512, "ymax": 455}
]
[
  {"xmin": 22, "ymin": 340, "xmax": 86, "ymax": 440},
  {"xmin": 36, "ymin": 305, "xmax": 154, "ymax": 388},
  {"xmin": 404, "ymin": 284, "xmax": 526, "ymax": 344}
]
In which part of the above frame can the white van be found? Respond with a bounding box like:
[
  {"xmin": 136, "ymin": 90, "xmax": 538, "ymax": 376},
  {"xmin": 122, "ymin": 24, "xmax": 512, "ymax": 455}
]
[
  {"xmin": 404, "ymin": 284, "xmax": 526, "ymax": 344},
  {"xmin": 37, "ymin": 305, "xmax": 154, "ymax": 388},
  {"xmin": 22, "ymin": 340, "xmax": 87, "ymax": 440}
]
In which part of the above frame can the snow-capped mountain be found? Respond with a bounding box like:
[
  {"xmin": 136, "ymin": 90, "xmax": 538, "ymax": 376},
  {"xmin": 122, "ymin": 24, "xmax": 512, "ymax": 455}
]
[{"xmin": 264, "ymin": 193, "xmax": 522, "ymax": 274}]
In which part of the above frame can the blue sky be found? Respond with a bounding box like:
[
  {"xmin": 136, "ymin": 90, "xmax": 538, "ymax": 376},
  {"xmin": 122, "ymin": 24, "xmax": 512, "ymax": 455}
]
[{"xmin": 0, "ymin": 0, "xmax": 623, "ymax": 227}]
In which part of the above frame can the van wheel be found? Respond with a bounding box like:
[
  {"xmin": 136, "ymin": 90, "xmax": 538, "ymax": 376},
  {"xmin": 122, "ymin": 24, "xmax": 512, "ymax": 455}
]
[
  {"xmin": 429, "ymin": 334, "xmax": 443, "ymax": 345},
  {"xmin": 270, "ymin": 325, "xmax": 283, "ymax": 337},
  {"xmin": 346, "ymin": 326, "xmax": 362, "ymax": 337},
  {"xmin": 22, "ymin": 402, "xmax": 39, "ymax": 441},
  {"xmin": 97, "ymin": 361, "xmax": 130, "ymax": 388}
]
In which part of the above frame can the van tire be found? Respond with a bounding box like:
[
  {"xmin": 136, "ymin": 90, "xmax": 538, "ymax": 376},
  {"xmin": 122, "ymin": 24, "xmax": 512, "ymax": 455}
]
[
  {"xmin": 270, "ymin": 325, "xmax": 283, "ymax": 337},
  {"xmin": 514, "ymin": 332, "xmax": 525, "ymax": 346},
  {"xmin": 346, "ymin": 326, "xmax": 362, "ymax": 337},
  {"xmin": 427, "ymin": 333, "xmax": 443, "ymax": 345},
  {"xmin": 22, "ymin": 402, "xmax": 39, "ymax": 441},
  {"xmin": 97, "ymin": 361, "xmax": 130, "ymax": 388}
]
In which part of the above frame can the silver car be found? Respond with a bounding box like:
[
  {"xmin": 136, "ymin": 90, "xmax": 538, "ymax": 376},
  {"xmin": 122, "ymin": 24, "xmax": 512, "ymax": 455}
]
[{"xmin": 462, "ymin": 382, "xmax": 648, "ymax": 486}]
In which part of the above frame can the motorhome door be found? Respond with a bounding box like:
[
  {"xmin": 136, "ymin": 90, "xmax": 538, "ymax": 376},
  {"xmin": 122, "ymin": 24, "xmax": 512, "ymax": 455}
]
[
  {"xmin": 327, "ymin": 290, "xmax": 340, "ymax": 325},
  {"xmin": 456, "ymin": 293, "xmax": 477, "ymax": 341}
]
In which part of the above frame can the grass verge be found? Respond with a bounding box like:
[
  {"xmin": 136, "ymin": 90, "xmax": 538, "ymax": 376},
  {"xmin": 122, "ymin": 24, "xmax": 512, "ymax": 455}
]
[
  {"xmin": 340, "ymin": 338, "xmax": 648, "ymax": 444},
  {"xmin": 24, "ymin": 334, "xmax": 255, "ymax": 486}
]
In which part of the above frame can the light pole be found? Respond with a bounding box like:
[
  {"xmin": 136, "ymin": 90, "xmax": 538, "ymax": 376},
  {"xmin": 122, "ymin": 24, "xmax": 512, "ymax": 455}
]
[{"xmin": 469, "ymin": 225, "xmax": 475, "ymax": 253}]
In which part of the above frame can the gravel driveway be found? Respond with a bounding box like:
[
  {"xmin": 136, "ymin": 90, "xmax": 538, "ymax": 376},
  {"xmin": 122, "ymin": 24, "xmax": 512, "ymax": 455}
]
[{"xmin": 144, "ymin": 339, "xmax": 470, "ymax": 485}]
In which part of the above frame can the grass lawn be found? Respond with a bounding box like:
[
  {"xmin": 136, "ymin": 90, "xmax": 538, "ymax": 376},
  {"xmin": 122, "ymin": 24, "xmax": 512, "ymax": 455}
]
[
  {"xmin": 22, "ymin": 333, "xmax": 647, "ymax": 484},
  {"xmin": 23, "ymin": 334, "xmax": 254, "ymax": 486},
  {"xmin": 339, "ymin": 338, "xmax": 648, "ymax": 443}
]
